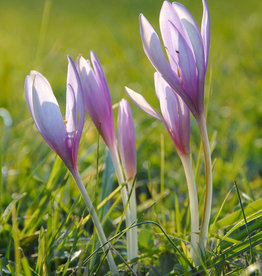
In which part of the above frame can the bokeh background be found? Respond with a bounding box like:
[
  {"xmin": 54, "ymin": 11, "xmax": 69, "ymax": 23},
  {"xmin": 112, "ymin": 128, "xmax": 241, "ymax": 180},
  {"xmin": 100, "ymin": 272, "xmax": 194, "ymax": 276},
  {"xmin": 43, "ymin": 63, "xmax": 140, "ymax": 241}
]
[{"xmin": 0, "ymin": 0, "xmax": 262, "ymax": 273}]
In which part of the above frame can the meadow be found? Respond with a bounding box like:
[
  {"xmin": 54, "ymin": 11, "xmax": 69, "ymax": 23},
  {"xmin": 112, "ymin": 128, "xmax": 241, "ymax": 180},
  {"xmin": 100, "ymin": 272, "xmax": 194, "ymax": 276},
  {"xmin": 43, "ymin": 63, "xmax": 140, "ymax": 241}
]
[{"xmin": 0, "ymin": 0, "xmax": 262, "ymax": 275}]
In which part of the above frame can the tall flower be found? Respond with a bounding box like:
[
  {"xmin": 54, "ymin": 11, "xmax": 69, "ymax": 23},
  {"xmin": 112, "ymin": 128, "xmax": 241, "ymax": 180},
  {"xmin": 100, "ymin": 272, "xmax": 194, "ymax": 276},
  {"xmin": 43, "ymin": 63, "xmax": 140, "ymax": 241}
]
[
  {"xmin": 77, "ymin": 52, "xmax": 134, "ymax": 262},
  {"xmin": 139, "ymin": 0, "xmax": 210, "ymax": 118},
  {"xmin": 24, "ymin": 56, "xmax": 119, "ymax": 274},
  {"xmin": 139, "ymin": 0, "xmax": 212, "ymax": 253},
  {"xmin": 126, "ymin": 72, "xmax": 190, "ymax": 157},
  {"xmin": 126, "ymin": 73, "xmax": 200, "ymax": 264},
  {"xmin": 24, "ymin": 56, "xmax": 84, "ymax": 174}
]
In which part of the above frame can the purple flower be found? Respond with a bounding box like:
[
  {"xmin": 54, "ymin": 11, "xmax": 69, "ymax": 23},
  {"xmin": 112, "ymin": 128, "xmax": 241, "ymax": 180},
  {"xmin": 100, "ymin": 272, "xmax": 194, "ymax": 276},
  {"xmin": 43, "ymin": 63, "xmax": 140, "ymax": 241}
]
[
  {"xmin": 125, "ymin": 72, "xmax": 190, "ymax": 156},
  {"xmin": 24, "ymin": 56, "xmax": 85, "ymax": 173},
  {"xmin": 139, "ymin": 0, "xmax": 210, "ymax": 118},
  {"xmin": 76, "ymin": 52, "xmax": 115, "ymax": 150},
  {"xmin": 118, "ymin": 99, "xmax": 137, "ymax": 181}
]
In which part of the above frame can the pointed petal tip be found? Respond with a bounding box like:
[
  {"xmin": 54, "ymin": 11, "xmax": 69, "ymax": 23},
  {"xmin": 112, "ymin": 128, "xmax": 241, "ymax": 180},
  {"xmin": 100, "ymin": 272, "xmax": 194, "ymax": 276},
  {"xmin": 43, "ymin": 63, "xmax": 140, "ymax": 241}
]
[{"xmin": 67, "ymin": 55, "xmax": 73, "ymax": 64}]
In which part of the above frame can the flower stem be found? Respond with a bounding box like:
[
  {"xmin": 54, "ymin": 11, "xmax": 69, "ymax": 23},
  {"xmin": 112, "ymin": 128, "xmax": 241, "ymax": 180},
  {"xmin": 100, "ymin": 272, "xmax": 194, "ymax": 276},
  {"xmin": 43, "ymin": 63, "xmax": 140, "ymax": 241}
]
[
  {"xmin": 127, "ymin": 179, "xmax": 138, "ymax": 262},
  {"xmin": 179, "ymin": 153, "xmax": 200, "ymax": 266},
  {"xmin": 197, "ymin": 113, "xmax": 212, "ymax": 254},
  {"xmin": 72, "ymin": 170, "xmax": 119, "ymax": 275},
  {"xmin": 109, "ymin": 144, "xmax": 136, "ymax": 262}
]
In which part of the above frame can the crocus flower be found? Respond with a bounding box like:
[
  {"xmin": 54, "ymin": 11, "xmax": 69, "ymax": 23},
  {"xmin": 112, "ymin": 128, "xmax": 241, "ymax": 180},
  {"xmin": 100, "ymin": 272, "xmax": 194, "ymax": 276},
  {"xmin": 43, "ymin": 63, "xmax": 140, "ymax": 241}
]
[
  {"xmin": 77, "ymin": 53, "xmax": 135, "ymax": 262},
  {"xmin": 24, "ymin": 56, "xmax": 85, "ymax": 173},
  {"xmin": 118, "ymin": 99, "xmax": 137, "ymax": 182},
  {"xmin": 76, "ymin": 52, "xmax": 115, "ymax": 150},
  {"xmin": 139, "ymin": 0, "xmax": 210, "ymax": 118},
  {"xmin": 126, "ymin": 72, "xmax": 190, "ymax": 156},
  {"xmin": 126, "ymin": 73, "xmax": 201, "ymax": 264}
]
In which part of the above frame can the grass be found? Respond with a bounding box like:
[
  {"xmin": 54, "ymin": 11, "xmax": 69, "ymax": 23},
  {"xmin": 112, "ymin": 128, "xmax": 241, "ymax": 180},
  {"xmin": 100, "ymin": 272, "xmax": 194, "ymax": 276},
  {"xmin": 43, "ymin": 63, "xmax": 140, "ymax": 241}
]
[{"xmin": 0, "ymin": 0, "xmax": 262, "ymax": 275}]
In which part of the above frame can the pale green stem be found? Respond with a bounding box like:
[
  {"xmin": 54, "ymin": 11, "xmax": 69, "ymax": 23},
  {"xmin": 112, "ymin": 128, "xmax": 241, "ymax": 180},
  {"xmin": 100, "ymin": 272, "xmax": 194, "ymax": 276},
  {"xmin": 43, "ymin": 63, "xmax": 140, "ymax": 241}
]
[
  {"xmin": 71, "ymin": 170, "xmax": 119, "ymax": 275},
  {"xmin": 109, "ymin": 144, "xmax": 134, "ymax": 261},
  {"xmin": 179, "ymin": 153, "xmax": 200, "ymax": 266},
  {"xmin": 127, "ymin": 180, "xmax": 138, "ymax": 262},
  {"xmin": 197, "ymin": 113, "xmax": 212, "ymax": 253}
]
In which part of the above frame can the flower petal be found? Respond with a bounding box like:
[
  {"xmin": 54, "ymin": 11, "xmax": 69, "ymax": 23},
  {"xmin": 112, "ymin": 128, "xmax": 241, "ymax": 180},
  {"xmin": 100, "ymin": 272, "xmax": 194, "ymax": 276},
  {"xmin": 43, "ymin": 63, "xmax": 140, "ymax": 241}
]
[
  {"xmin": 90, "ymin": 51, "xmax": 112, "ymax": 109},
  {"xmin": 201, "ymin": 0, "xmax": 210, "ymax": 68},
  {"xmin": 139, "ymin": 14, "xmax": 177, "ymax": 84},
  {"xmin": 155, "ymin": 72, "xmax": 190, "ymax": 154},
  {"xmin": 32, "ymin": 73, "xmax": 67, "ymax": 153},
  {"xmin": 118, "ymin": 99, "xmax": 137, "ymax": 181},
  {"xmin": 77, "ymin": 55, "xmax": 115, "ymax": 148},
  {"xmin": 65, "ymin": 83, "xmax": 76, "ymax": 135},
  {"xmin": 125, "ymin": 86, "xmax": 162, "ymax": 120},
  {"xmin": 66, "ymin": 56, "xmax": 85, "ymax": 165},
  {"xmin": 172, "ymin": 2, "xmax": 205, "ymax": 76},
  {"xmin": 77, "ymin": 56, "xmax": 100, "ymax": 123},
  {"xmin": 159, "ymin": 1, "xmax": 186, "ymax": 71},
  {"xmin": 25, "ymin": 73, "xmax": 54, "ymax": 150},
  {"xmin": 168, "ymin": 21, "xmax": 197, "ymax": 100}
]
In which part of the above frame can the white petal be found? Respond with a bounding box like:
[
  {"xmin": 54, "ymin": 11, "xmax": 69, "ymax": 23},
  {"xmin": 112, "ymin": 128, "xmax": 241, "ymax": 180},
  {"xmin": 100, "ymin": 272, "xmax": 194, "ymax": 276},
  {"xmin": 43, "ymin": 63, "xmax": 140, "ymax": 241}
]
[
  {"xmin": 201, "ymin": 0, "xmax": 210, "ymax": 68},
  {"xmin": 125, "ymin": 86, "xmax": 162, "ymax": 120},
  {"xmin": 32, "ymin": 73, "xmax": 67, "ymax": 146},
  {"xmin": 139, "ymin": 14, "xmax": 175, "ymax": 81}
]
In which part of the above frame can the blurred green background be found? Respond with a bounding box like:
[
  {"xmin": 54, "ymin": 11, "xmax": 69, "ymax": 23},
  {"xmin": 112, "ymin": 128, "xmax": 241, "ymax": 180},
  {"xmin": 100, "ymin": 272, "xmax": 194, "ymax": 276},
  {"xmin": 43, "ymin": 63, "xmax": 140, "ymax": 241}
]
[
  {"xmin": 0, "ymin": 0, "xmax": 261, "ymax": 201},
  {"xmin": 0, "ymin": 0, "xmax": 262, "ymax": 272}
]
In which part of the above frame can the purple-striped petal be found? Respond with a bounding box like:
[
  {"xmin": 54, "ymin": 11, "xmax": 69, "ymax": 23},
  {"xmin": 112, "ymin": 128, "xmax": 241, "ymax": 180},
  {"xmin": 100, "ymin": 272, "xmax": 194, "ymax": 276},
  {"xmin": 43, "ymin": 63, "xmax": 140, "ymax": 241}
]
[
  {"xmin": 168, "ymin": 21, "xmax": 197, "ymax": 100},
  {"xmin": 172, "ymin": 2, "xmax": 205, "ymax": 76}
]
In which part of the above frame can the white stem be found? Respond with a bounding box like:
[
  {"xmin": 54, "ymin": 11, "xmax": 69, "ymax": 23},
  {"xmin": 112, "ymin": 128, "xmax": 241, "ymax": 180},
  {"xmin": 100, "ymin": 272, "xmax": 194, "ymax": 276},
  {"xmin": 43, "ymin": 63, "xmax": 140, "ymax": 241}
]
[
  {"xmin": 127, "ymin": 180, "xmax": 138, "ymax": 262},
  {"xmin": 109, "ymin": 144, "xmax": 134, "ymax": 262},
  {"xmin": 109, "ymin": 144, "xmax": 129, "ymax": 207},
  {"xmin": 197, "ymin": 113, "xmax": 212, "ymax": 253},
  {"xmin": 72, "ymin": 170, "xmax": 119, "ymax": 276},
  {"xmin": 180, "ymin": 153, "xmax": 200, "ymax": 266}
]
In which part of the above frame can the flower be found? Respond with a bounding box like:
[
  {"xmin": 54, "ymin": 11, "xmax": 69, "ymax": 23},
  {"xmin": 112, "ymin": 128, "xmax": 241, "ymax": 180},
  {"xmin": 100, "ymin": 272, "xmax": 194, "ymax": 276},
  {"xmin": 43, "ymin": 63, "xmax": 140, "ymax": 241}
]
[
  {"xmin": 24, "ymin": 56, "xmax": 85, "ymax": 173},
  {"xmin": 125, "ymin": 72, "xmax": 190, "ymax": 156},
  {"xmin": 76, "ymin": 52, "xmax": 115, "ymax": 149},
  {"xmin": 139, "ymin": 0, "xmax": 210, "ymax": 118},
  {"xmin": 118, "ymin": 99, "xmax": 137, "ymax": 181}
]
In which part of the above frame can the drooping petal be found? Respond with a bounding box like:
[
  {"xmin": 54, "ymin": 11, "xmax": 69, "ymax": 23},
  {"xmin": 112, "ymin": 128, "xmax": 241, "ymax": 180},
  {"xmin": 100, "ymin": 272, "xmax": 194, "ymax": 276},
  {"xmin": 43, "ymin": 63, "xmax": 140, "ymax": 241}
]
[
  {"xmin": 118, "ymin": 99, "xmax": 137, "ymax": 181},
  {"xmin": 125, "ymin": 86, "xmax": 162, "ymax": 120},
  {"xmin": 201, "ymin": 0, "xmax": 210, "ymax": 68},
  {"xmin": 32, "ymin": 73, "xmax": 68, "ymax": 153},
  {"xmin": 172, "ymin": 2, "xmax": 205, "ymax": 76}
]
